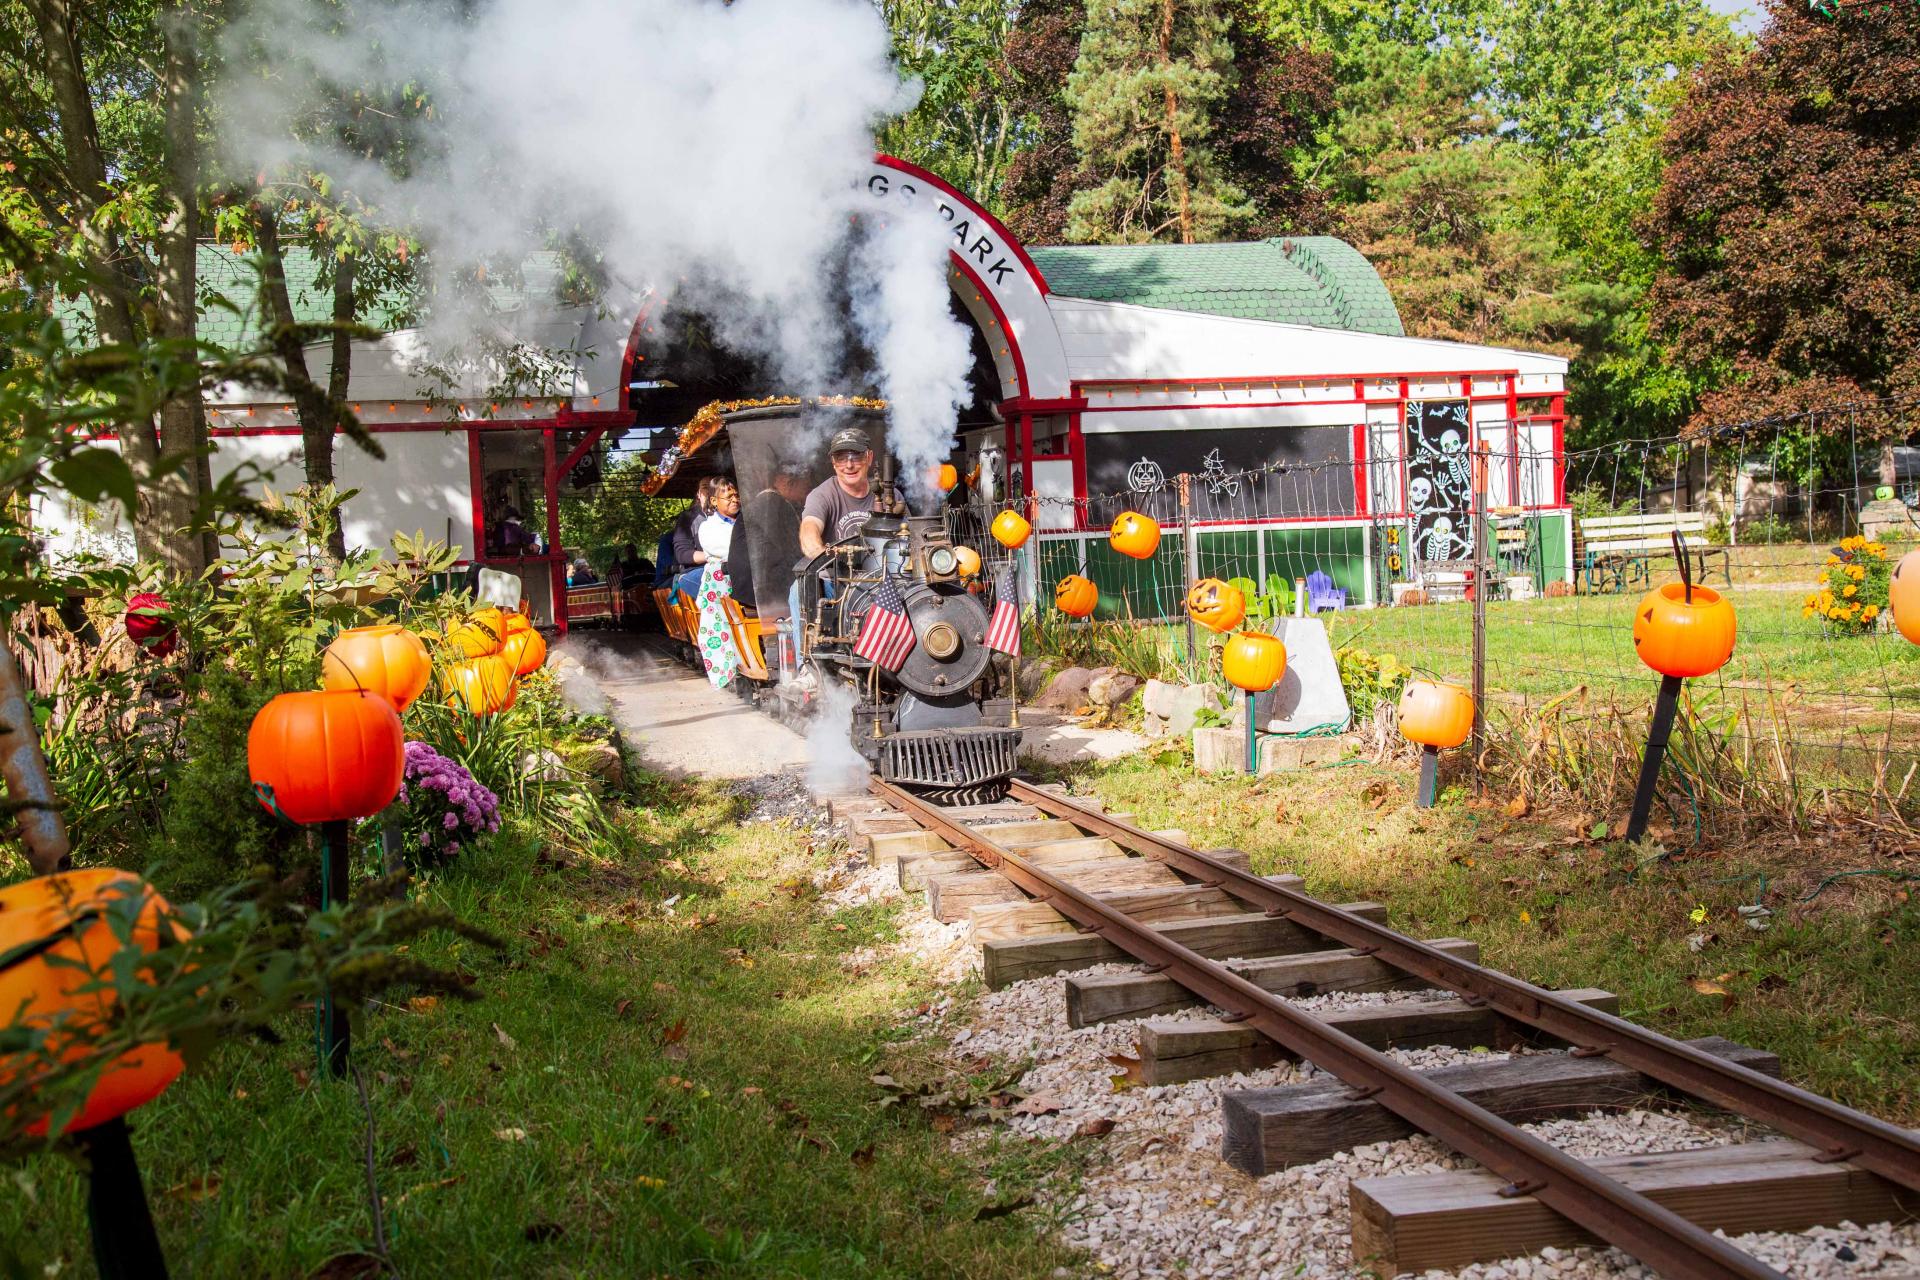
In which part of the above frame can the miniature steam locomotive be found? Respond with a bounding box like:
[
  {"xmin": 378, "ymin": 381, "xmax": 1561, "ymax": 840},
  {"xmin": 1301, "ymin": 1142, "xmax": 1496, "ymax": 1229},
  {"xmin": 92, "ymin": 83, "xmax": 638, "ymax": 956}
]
[{"xmin": 789, "ymin": 461, "xmax": 1020, "ymax": 805}]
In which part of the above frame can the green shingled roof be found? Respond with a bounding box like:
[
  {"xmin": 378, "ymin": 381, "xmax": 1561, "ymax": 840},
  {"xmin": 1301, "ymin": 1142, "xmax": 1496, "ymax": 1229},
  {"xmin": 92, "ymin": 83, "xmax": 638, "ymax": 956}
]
[{"xmin": 1026, "ymin": 236, "xmax": 1404, "ymax": 337}]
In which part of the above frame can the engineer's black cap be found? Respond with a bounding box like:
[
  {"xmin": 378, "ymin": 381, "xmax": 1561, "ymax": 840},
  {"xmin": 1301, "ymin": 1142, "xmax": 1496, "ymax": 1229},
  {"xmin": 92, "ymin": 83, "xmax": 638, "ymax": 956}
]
[{"xmin": 828, "ymin": 427, "xmax": 872, "ymax": 456}]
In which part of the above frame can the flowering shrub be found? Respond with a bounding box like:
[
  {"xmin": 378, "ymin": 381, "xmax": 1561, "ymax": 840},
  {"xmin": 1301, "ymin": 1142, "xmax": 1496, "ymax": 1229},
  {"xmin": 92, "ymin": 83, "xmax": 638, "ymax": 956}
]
[
  {"xmin": 394, "ymin": 740, "xmax": 501, "ymax": 870},
  {"xmin": 1803, "ymin": 535, "xmax": 1890, "ymax": 635}
]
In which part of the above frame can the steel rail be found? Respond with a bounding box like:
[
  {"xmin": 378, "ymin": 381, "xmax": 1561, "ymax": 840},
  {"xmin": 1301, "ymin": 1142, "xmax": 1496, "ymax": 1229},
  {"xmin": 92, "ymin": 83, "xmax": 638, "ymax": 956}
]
[
  {"xmin": 874, "ymin": 779, "xmax": 1783, "ymax": 1280},
  {"xmin": 1007, "ymin": 779, "xmax": 1920, "ymax": 1196}
]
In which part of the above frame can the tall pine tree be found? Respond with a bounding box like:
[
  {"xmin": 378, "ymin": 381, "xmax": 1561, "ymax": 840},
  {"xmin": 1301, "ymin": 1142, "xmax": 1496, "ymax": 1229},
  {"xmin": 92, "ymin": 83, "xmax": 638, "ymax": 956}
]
[{"xmin": 1065, "ymin": 0, "xmax": 1246, "ymax": 244}]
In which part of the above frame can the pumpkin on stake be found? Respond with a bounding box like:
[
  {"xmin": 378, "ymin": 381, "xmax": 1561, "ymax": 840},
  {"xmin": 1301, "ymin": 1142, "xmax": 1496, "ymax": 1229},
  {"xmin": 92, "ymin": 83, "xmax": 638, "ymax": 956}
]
[
  {"xmin": 1186, "ymin": 578, "xmax": 1246, "ymax": 633},
  {"xmin": 443, "ymin": 654, "xmax": 519, "ymax": 715},
  {"xmin": 1398, "ymin": 680, "xmax": 1474, "ymax": 807},
  {"xmin": 1891, "ymin": 550, "xmax": 1920, "ymax": 645},
  {"xmin": 1222, "ymin": 631, "xmax": 1286, "ymax": 774},
  {"xmin": 0, "ymin": 870, "xmax": 186, "ymax": 1279},
  {"xmin": 991, "ymin": 508, "xmax": 1032, "ymax": 550},
  {"xmin": 1625, "ymin": 532, "xmax": 1737, "ymax": 842},
  {"xmin": 321, "ymin": 624, "xmax": 432, "ymax": 712},
  {"xmin": 1055, "ymin": 574, "xmax": 1099, "ymax": 618},
  {"xmin": 247, "ymin": 688, "xmax": 404, "ymax": 1077}
]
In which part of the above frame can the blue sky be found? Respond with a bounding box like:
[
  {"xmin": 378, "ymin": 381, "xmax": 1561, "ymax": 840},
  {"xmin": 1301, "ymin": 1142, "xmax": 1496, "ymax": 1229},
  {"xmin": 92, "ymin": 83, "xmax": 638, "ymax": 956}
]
[{"xmin": 1704, "ymin": 0, "xmax": 1767, "ymax": 33}]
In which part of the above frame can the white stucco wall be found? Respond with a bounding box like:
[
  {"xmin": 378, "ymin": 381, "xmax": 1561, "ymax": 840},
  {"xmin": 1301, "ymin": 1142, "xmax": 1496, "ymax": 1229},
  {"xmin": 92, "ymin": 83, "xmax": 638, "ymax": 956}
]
[{"xmin": 32, "ymin": 428, "xmax": 476, "ymax": 566}]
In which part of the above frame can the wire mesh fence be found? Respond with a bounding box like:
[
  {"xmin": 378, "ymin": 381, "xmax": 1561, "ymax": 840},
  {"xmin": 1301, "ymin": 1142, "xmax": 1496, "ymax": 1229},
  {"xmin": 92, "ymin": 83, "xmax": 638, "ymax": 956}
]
[{"xmin": 972, "ymin": 398, "xmax": 1920, "ymax": 836}]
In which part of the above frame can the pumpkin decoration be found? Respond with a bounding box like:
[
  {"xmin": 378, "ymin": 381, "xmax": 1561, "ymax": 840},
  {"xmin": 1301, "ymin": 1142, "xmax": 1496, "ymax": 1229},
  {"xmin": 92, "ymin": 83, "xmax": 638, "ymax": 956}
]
[
  {"xmin": 1891, "ymin": 550, "xmax": 1920, "ymax": 645},
  {"xmin": 502, "ymin": 610, "xmax": 532, "ymax": 637},
  {"xmin": 991, "ymin": 509, "xmax": 1032, "ymax": 550},
  {"xmin": 123, "ymin": 592, "xmax": 176, "ymax": 659},
  {"xmin": 952, "ymin": 545, "xmax": 982, "ymax": 578},
  {"xmin": 1222, "ymin": 631, "xmax": 1286, "ymax": 693},
  {"xmin": 1109, "ymin": 511, "xmax": 1161, "ymax": 560},
  {"xmin": 1398, "ymin": 680, "xmax": 1474, "ymax": 750},
  {"xmin": 501, "ymin": 625, "xmax": 548, "ymax": 677},
  {"xmin": 0, "ymin": 870, "xmax": 187, "ymax": 1137},
  {"xmin": 248, "ymin": 690, "xmax": 405, "ymax": 824},
  {"xmin": 1631, "ymin": 582, "xmax": 1736, "ymax": 679},
  {"xmin": 321, "ymin": 624, "xmax": 433, "ymax": 712},
  {"xmin": 442, "ymin": 654, "xmax": 519, "ymax": 716},
  {"xmin": 1186, "ymin": 579, "xmax": 1246, "ymax": 634},
  {"xmin": 446, "ymin": 607, "xmax": 509, "ymax": 658},
  {"xmin": 932, "ymin": 463, "xmax": 959, "ymax": 492},
  {"xmin": 1055, "ymin": 574, "xmax": 1099, "ymax": 618}
]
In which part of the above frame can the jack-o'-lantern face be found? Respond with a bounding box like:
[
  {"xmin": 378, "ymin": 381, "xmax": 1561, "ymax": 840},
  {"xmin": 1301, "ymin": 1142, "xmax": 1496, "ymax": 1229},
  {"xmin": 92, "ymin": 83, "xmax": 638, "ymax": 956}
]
[
  {"xmin": 1054, "ymin": 574, "xmax": 1099, "ymax": 618},
  {"xmin": 1185, "ymin": 579, "xmax": 1246, "ymax": 633}
]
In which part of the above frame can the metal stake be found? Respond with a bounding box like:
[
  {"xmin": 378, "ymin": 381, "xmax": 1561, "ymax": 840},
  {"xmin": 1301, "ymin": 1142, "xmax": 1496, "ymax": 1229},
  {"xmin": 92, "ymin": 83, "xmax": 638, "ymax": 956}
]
[
  {"xmin": 77, "ymin": 1117, "xmax": 169, "ymax": 1280},
  {"xmin": 1627, "ymin": 674, "xmax": 1684, "ymax": 842},
  {"xmin": 317, "ymin": 818, "xmax": 352, "ymax": 1078},
  {"xmin": 1244, "ymin": 690, "xmax": 1256, "ymax": 775},
  {"xmin": 1416, "ymin": 745, "xmax": 1440, "ymax": 808}
]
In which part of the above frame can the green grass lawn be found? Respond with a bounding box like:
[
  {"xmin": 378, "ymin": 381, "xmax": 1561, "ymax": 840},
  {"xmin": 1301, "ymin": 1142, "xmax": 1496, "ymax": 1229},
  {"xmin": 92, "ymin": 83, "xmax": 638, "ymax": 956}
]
[
  {"xmin": 1071, "ymin": 752, "xmax": 1920, "ymax": 1125},
  {"xmin": 2, "ymin": 777, "xmax": 1078, "ymax": 1278}
]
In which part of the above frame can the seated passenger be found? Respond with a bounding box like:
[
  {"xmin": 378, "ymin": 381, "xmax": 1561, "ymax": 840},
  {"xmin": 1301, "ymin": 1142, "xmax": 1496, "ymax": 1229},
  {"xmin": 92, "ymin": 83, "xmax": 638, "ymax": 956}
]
[{"xmin": 691, "ymin": 481, "xmax": 745, "ymax": 687}]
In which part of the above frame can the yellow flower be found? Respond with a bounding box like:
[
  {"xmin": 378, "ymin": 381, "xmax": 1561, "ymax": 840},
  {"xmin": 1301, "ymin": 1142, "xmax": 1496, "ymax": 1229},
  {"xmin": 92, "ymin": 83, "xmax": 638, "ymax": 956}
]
[
  {"xmin": 1689, "ymin": 904, "xmax": 1709, "ymax": 924},
  {"xmin": 1848, "ymin": 564, "xmax": 1866, "ymax": 580},
  {"xmin": 1803, "ymin": 607, "xmax": 1815, "ymax": 618},
  {"xmin": 1869, "ymin": 543, "xmax": 1887, "ymax": 556},
  {"xmin": 1864, "ymin": 605, "xmax": 1881, "ymax": 620},
  {"xmin": 1844, "ymin": 584, "xmax": 1858, "ymax": 597},
  {"xmin": 1828, "ymin": 607, "xmax": 1843, "ymax": 619}
]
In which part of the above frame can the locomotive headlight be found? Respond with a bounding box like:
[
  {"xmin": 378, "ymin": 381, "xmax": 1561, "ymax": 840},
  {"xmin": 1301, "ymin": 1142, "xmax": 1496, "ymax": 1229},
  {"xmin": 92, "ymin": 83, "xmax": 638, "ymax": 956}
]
[{"xmin": 928, "ymin": 547, "xmax": 958, "ymax": 576}]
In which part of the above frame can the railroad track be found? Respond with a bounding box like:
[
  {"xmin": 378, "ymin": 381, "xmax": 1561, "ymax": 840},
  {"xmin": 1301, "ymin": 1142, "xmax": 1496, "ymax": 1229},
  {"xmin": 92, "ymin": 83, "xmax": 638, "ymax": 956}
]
[{"xmin": 832, "ymin": 777, "xmax": 1920, "ymax": 1280}]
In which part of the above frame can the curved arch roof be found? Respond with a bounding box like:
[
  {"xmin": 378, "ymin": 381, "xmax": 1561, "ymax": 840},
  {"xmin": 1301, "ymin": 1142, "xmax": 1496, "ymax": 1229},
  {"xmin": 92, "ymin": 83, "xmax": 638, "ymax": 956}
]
[{"xmin": 1025, "ymin": 236, "xmax": 1405, "ymax": 337}]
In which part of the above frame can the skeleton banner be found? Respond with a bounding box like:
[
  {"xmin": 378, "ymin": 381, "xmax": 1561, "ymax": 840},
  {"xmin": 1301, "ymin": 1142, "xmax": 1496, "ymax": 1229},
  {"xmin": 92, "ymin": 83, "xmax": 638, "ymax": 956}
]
[{"xmin": 1405, "ymin": 400, "xmax": 1473, "ymax": 564}]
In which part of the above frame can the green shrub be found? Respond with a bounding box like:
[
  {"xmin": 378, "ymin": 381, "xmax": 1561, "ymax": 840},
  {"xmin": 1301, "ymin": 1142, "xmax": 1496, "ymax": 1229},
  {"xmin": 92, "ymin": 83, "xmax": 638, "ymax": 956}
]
[{"xmin": 148, "ymin": 670, "xmax": 309, "ymax": 897}]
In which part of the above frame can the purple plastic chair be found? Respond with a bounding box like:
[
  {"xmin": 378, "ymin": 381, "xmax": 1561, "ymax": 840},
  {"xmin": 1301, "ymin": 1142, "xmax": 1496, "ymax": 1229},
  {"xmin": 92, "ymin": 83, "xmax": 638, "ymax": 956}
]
[{"xmin": 1305, "ymin": 570, "xmax": 1346, "ymax": 613}]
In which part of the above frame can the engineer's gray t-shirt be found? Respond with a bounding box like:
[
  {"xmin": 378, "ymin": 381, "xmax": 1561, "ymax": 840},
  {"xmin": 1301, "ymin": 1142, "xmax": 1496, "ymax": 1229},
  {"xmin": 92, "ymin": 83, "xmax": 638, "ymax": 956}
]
[{"xmin": 802, "ymin": 479, "xmax": 876, "ymax": 545}]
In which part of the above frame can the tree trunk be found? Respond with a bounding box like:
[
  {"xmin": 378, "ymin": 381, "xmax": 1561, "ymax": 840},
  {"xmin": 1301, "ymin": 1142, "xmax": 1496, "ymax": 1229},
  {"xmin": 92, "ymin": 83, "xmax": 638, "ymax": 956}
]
[
  {"xmin": 324, "ymin": 249, "xmax": 355, "ymax": 562},
  {"xmin": 256, "ymin": 205, "xmax": 346, "ymax": 562},
  {"xmin": 29, "ymin": 0, "xmax": 179, "ymax": 562},
  {"xmin": 1159, "ymin": 0, "xmax": 1194, "ymax": 244},
  {"xmin": 152, "ymin": 0, "xmax": 214, "ymax": 574}
]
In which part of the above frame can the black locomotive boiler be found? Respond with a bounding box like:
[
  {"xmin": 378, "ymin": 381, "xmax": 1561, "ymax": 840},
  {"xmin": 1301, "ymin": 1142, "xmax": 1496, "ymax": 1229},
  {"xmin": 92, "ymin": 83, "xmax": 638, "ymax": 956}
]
[{"xmin": 791, "ymin": 462, "xmax": 1019, "ymax": 805}]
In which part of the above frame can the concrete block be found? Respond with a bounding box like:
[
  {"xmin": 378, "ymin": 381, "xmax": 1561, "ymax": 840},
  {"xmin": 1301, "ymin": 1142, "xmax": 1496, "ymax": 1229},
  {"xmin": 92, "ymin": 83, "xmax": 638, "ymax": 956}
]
[
  {"xmin": 1253, "ymin": 617, "xmax": 1350, "ymax": 735},
  {"xmin": 1194, "ymin": 726, "xmax": 1347, "ymax": 774},
  {"xmin": 1142, "ymin": 679, "xmax": 1221, "ymax": 738}
]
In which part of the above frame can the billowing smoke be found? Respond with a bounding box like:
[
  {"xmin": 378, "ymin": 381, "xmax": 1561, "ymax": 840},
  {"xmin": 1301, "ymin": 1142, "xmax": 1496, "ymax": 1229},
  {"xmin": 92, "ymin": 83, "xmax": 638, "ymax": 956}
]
[
  {"xmin": 217, "ymin": 0, "xmax": 970, "ymax": 464},
  {"xmin": 805, "ymin": 681, "xmax": 872, "ymax": 795}
]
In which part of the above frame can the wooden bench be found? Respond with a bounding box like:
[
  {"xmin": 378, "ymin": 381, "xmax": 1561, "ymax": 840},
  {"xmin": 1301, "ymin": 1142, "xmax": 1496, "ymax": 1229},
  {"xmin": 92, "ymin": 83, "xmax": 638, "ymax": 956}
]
[
  {"xmin": 721, "ymin": 597, "xmax": 770, "ymax": 681},
  {"xmin": 652, "ymin": 588, "xmax": 689, "ymax": 643},
  {"xmin": 564, "ymin": 583, "xmax": 620, "ymax": 625},
  {"xmin": 1577, "ymin": 512, "xmax": 1729, "ymax": 594}
]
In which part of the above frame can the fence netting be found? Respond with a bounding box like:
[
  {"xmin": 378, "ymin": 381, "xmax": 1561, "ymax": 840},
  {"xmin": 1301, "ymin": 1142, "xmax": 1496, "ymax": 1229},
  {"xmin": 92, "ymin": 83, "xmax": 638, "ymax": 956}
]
[{"xmin": 963, "ymin": 399, "xmax": 1920, "ymax": 834}]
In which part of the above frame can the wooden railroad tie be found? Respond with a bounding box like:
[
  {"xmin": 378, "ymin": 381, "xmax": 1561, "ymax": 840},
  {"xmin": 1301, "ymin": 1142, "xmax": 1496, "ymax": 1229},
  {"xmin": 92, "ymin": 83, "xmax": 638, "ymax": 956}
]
[
  {"xmin": 981, "ymin": 901, "xmax": 1390, "ymax": 990},
  {"xmin": 1220, "ymin": 1036, "xmax": 1781, "ymax": 1176},
  {"xmin": 970, "ymin": 872, "xmax": 1304, "ymax": 944},
  {"xmin": 1138, "ymin": 988, "xmax": 1621, "ymax": 1087},
  {"xmin": 1351, "ymin": 1136, "xmax": 1918, "ymax": 1276},
  {"xmin": 1065, "ymin": 937, "xmax": 1483, "ymax": 1028}
]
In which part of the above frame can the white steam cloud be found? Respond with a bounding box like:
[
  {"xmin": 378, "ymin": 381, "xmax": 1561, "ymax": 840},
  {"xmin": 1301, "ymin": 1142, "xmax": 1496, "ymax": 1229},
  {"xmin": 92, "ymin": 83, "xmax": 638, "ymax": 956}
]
[
  {"xmin": 217, "ymin": 0, "xmax": 971, "ymax": 472},
  {"xmin": 805, "ymin": 680, "xmax": 872, "ymax": 795}
]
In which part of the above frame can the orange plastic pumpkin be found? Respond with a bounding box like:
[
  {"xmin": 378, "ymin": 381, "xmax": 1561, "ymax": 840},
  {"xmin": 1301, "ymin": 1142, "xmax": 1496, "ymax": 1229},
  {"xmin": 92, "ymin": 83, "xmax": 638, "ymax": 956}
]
[
  {"xmin": 321, "ymin": 624, "xmax": 433, "ymax": 712},
  {"xmin": 501, "ymin": 610, "xmax": 532, "ymax": 638},
  {"xmin": 1186, "ymin": 579, "xmax": 1246, "ymax": 634},
  {"xmin": 932, "ymin": 463, "xmax": 959, "ymax": 492},
  {"xmin": 446, "ymin": 607, "xmax": 508, "ymax": 658},
  {"xmin": 1891, "ymin": 550, "xmax": 1920, "ymax": 645},
  {"xmin": 248, "ymin": 689, "xmax": 405, "ymax": 824},
  {"xmin": 0, "ymin": 870, "xmax": 187, "ymax": 1137},
  {"xmin": 501, "ymin": 626, "xmax": 547, "ymax": 677},
  {"xmin": 1110, "ymin": 511, "xmax": 1161, "ymax": 560},
  {"xmin": 1222, "ymin": 631, "xmax": 1286, "ymax": 692},
  {"xmin": 1397, "ymin": 680, "xmax": 1474, "ymax": 749},
  {"xmin": 952, "ymin": 545, "xmax": 982, "ymax": 578},
  {"xmin": 991, "ymin": 509, "xmax": 1032, "ymax": 550},
  {"xmin": 442, "ymin": 655, "xmax": 519, "ymax": 715},
  {"xmin": 1632, "ymin": 582, "xmax": 1737, "ymax": 678},
  {"xmin": 1055, "ymin": 574, "xmax": 1099, "ymax": 618}
]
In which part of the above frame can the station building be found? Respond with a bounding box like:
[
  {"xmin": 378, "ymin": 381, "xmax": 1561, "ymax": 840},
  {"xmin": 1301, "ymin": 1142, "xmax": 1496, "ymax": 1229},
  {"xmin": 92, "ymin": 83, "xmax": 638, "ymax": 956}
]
[{"xmin": 37, "ymin": 157, "xmax": 1569, "ymax": 628}]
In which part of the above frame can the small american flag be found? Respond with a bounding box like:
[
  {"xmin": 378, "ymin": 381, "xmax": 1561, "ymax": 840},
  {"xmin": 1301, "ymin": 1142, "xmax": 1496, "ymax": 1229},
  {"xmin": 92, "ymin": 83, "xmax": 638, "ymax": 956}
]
[
  {"xmin": 985, "ymin": 563, "xmax": 1021, "ymax": 656},
  {"xmin": 854, "ymin": 572, "xmax": 916, "ymax": 671}
]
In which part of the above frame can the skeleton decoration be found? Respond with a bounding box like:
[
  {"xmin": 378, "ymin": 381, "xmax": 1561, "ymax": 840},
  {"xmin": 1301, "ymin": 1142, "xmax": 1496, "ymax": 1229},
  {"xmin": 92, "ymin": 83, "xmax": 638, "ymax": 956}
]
[
  {"xmin": 1127, "ymin": 457, "xmax": 1166, "ymax": 493},
  {"xmin": 1405, "ymin": 401, "xmax": 1474, "ymax": 566},
  {"xmin": 1200, "ymin": 447, "xmax": 1241, "ymax": 498}
]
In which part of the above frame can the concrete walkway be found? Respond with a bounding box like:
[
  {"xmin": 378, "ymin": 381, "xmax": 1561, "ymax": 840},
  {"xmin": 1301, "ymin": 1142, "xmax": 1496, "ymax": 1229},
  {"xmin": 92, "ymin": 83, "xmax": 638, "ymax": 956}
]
[{"xmin": 554, "ymin": 633, "xmax": 811, "ymax": 779}]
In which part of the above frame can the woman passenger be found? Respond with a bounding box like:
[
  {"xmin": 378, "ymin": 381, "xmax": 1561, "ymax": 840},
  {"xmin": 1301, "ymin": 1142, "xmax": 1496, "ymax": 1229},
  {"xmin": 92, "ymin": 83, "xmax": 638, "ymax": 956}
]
[{"xmin": 692, "ymin": 480, "xmax": 745, "ymax": 687}]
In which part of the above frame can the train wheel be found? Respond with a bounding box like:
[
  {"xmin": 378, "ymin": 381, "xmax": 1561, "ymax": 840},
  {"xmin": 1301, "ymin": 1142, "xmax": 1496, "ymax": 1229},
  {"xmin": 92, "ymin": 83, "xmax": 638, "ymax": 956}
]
[{"xmin": 909, "ymin": 780, "xmax": 1010, "ymax": 808}]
